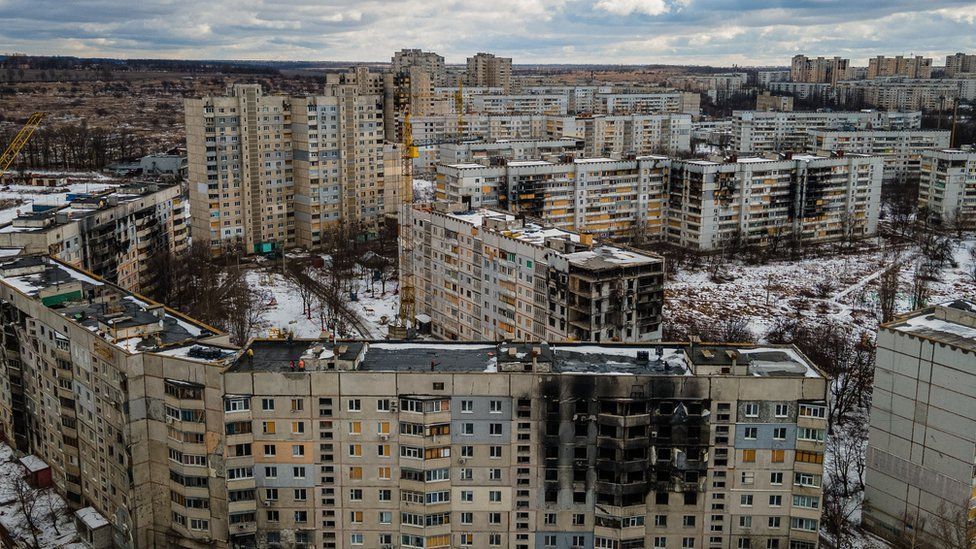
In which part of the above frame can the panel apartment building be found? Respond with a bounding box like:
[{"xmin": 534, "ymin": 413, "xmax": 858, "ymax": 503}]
[
  {"xmin": 0, "ymin": 255, "xmax": 829, "ymax": 549},
  {"xmin": 466, "ymin": 53, "xmax": 513, "ymax": 91},
  {"xmin": 790, "ymin": 55, "xmax": 851, "ymax": 85},
  {"xmin": 862, "ymin": 299, "xmax": 976, "ymax": 547},
  {"xmin": 806, "ymin": 130, "xmax": 950, "ymax": 184},
  {"xmin": 0, "ymin": 182, "xmax": 187, "ymax": 293},
  {"xmin": 402, "ymin": 205, "xmax": 664, "ymax": 342},
  {"xmin": 434, "ymin": 157, "xmax": 671, "ymax": 242},
  {"xmin": 866, "ymin": 56, "xmax": 932, "ymax": 79},
  {"xmin": 917, "ymin": 147, "xmax": 976, "ymax": 228},
  {"xmin": 730, "ymin": 110, "xmax": 922, "ymax": 154},
  {"xmin": 185, "ymin": 83, "xmax": 399, "ymax": 254},
  {"xmin": 666, "ymin": 154, "xmax": 883, "ymax": 251},
  {"xmin": 580, "ymin": 114, "xmax": 692, "ymax": 157}
]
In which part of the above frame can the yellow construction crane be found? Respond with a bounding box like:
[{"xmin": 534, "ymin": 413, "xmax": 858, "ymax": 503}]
[
  {"xmin": 390, "ymin": 110, "xmax": 418, "ymax": 339},
  {"xmin": 0, "ymin": 112, "xmax": 44, "ymax": 178}
]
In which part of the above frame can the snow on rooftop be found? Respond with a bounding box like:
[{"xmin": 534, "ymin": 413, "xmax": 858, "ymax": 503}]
[
  {"xmin": 894, "ymin": 311, "xmax": 976, "ymax": 343},
  {"xmin": 563, "ymin": 246, "xmax": 655, "ymax": 266},
  {"xmin": 447, "ymin": 210, "xmax": 516, "ymax": 227},
  {"xmin": 507, "ymin": 160, "xmax": 552, "ymax": 167},
  {"xmin": 75, "ymin": 507, "xmax": 109, "ymax": 530},
  {"xmin": 17, "ymin": 455, "xmax": 47, "ymax": 473}
]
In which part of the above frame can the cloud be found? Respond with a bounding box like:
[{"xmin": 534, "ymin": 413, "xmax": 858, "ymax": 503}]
[
  {"xmin": 594, "ymin": 0, "xmax": 669, "ymax": 17},
  {"xmin": 0, "ymin": 0, "xmax": 972, "ymax": 65}
]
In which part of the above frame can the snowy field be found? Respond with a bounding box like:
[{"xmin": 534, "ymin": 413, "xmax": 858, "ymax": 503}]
[{"xmin": 666, "ymin": 237, "xmax": 976, "ymax": 341}]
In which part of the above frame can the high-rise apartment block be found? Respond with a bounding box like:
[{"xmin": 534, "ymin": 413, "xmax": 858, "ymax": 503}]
[
  {"xmin": 466, "ymin": 53, "xmax": 513, "ymax": 91},
  {"xmin": 917, "ymin": 148, "xmax": 976, "ymax": 228},
  {"xmin": 403, "ymin": 205, "xmax": 664, "ymax": 342},
  {"xmin": 755, "ymin": 92, "xmax": 794, "ymax": 112},
  {"xmin": 580, "ymin": 114, "xmax": 692, "ymax": 157},
  {"xmin": 834, "ymin": 78, "xmax": 974, "ymax": 111},
  {"xmin": 730, "ymin": 110, "xmax": 922, "ymax": 154},
  {"xmin": 0, "ymin": 253, "xmax": 828, "ymax": 549},
  {"xmin": 863, "ymin": 299, "xmax": 976, "ymax": 547},
  {"xmin": 807, "ymin": 129, "xmax": 950, "ymax": 183},
  {"xmin": 666, "ymin": 154, "xmax": 882, "ymax": 250},
  {"xmin": 790, "ymin": 55, "xmax": 851, "ymax": 85},
  {"xmin": 185, "ymin": 83, "xmax": 395, "ymax": 253},
  {"xmin": 391, "ymin": 48, "xmax": 447, "ymax": 86},
  {"xmin": 866, "ymin": 56, "xmax": 933, "ymax": 79},
  {"xmin": 596, "ymin": 92, "xmax": 701, "ymax": 116},
  {"xmin": 0, "ymin": 182, "xmax": 187, "ymax": 293},
  {"xmin": 944, "ymin": 52, "xmax": 976, "ymax": 77}
]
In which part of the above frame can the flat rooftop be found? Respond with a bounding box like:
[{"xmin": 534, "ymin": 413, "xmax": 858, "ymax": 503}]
[
  {"xmin": 887, "ymin": 299, "xmax": 976, "ymax": 352},
  {"xmin": 228, "ymin": 340, "xmax": 823, "ymax": 378},
  {"xmin": 563, "ymin": 246, "xmax": 659, "ymax": 269}
]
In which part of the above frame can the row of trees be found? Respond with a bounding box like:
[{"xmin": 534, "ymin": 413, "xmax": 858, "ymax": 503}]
[{"xmin": 0, "ymin": 122, "xmax": 150, "ymax": 171}]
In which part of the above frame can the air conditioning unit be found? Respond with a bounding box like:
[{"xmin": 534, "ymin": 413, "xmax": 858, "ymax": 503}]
[
  {"xmin": 263, "ymin": 500, "xmax": 271, "ymax": 506},
  {"xmin": 379, "ymin": 434, "xmax": 389, "ymax": 441},
  {"xmin": 457, "ymin": 457, "xmax": 466, "ymax": 465}
]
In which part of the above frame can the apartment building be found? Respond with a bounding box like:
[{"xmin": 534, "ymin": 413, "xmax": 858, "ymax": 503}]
[
  {"xmin": 427, "ymin": 138, "xmax": 583, "ymax": 173},
  {"xmin": 470, "ymin": 95, "xmax": 569, "ymax": 115},
  {"xmin": 790, "ymin": 55, "xmax": 851, "ymax": 85},
  {"xmin": 944, "ymin": 52, "xmax": 976, "ymax": 77},
  {"xmin": 866, "ymin": 56, "xmax": 933, "ymax": 79},
  {"xmin": 807, "ymin": 130, "xmax": 950, "ymax": 183},
  {"xmin": 755, "ymin": 92, "xmax": 794, "ymax": 112},
  {"xmin": 0, "ymin": 182, "xmax": 187, "ymax": 293},
  {"xmin": 0, "ymin": 251, "xmax": 829, "ymax": 549},
  {"xmin": 403, "ymin": 206, "xmax": 664, "ymax": 342},
  {"xmin": 757, "ymin": 70, "xmax": 791, "ymax": 88},
  {"xmin": 917, "ymin": 148, "xmax": 976, "ymax": 228},
  {"xmin": 411, "ymin": 114, "xmax": 551, "ymax": 145},
  {"xmin": 594, "ymin": 92, "xmax": 701, "ymax": 116},
  {"xmin": 834, "ymin": 78, "xmax": 974, "ymax": 111},
  {"xmin": 665, "ymin": 154, "xmax": 883, "ymax": 250},
  {"xmin": 435, "ymin": 157, "xmax": 671, "ymax": 241},
  {"xmin": 391, "ymin": 48, "xmax": 447, "ymax": 86},
  {"xmin": 0, "ymin": 255, "xmax": 234, "ymax": 548},
  {"xmin": 185, "ymin": 83, "xmax": 395, "ymax": 254},
  {"xmin": 466, "ymin": 53, "xmax": 513, "ymax": 91},
  {"xmin": 580, "ymin": 114, "xmax": 692, "ymax": 157},
  {"xmin": 667, "ymin": 73, "xmax": 748, "ymax": 102},
  {"xmin": 730, "ymin": 110, "xmax": 922, "ymax": 154},
  {"xmin": 862, "ymin": 299, "xmax": 976, "ymax": 547},
  {"xmin": 766, "ymin": 82, "xmax": 834, "ymax": 101}
]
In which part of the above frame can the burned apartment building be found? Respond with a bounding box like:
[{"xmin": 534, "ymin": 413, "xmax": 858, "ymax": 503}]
[
  {"xmin": 402, "ymin": 205, "xmax": 664, "ymax": 342},
  {"xmin": 0, "ymin": 182, "xmax": 187, "ymax": 294},
  {"xmin": 0, "ymin": 256, "xmax": 828, "ymax": 549}
]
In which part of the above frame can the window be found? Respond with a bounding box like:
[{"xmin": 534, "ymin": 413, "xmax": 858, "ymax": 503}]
[
  {"xmin": 793, "ymin": 472, "xmax": 820, "ymax": 487},
  {"xmin": 798, "ymin": 403, "xmax": 825, "ymax": 418},
  {"xmin": 349, "ymin": 444, "xmax": 362, "ymax": 457},
  {"xmin": 378, "ymin": 489, "xmax": 391, "ymax": 501},
  {"xmin": 290, "ymin": 398, "xmax": 304, "ymax": 411},
  {"xmin": 189, "ymin": 518, "xmax": 209, "ymax": 531},
  {"xmin": 461, "ymin": 400, "xmax": 473, "ymax": 413},
  {"xmin": 797, "ymin": 427, "xmax": 825, "ymax": 442},
  {"xmin": 459, "ymin": 468, "xmax": 473, "ymax": 480},
  {"xmin": 682, "ymin": 538, "xmax": 695, "ymax": 548},
  {"xmin": 742, "ymin": 449, "xmax": 756, "ymax": 462},
  {"xmin": 768, "ymin": 516, "xmax": 781, "ymax": 528},
  {"xmin": 489, "ymin": 423, "xmax": 503, "ymax": 436},
  {"xmin": 349, "ymin": 489, "xmax": 362, "ymax": 501},
  {"xmin": 461, "ymin": 512, "xmax": 473, "ymax": 524},
  {"xmin": 655, "ymin": 515, "xmax": 667, "ymax": 527},
  {"xmin": 350, "ymin": 533, "xmax": 363, "ymax": 545},
  {"xmin": 377, "ymin": 399, "xmax": 391, "ymax": 412},
  {"xmin": 461, "ymin": 423, "xmax": 474, "ymax": 435},
  {"xmin": 744, "ymin": 403, "xmax": 759, "ymax": 417},
  {"xmin": 263, "ymin": 444, "xmax": 276, "ymax": 457},
  {"xmin": 379, "ymin": 511, "xmax": 392, "ymax": 524},
  {"xmin": 348, "ymin": 421, "xmax": 361, "ymax": 435},
  {"xmin": 489, "ymin": 490, "xmax": 502, "ymax": 502},
  {"xmin": 743, "ymin": 427, "xmax": 758, "ymax": 440},
  {"xmin": 293, "ymin": 466, "xmax": 306, "ymax": 479},
  {"xmin": 489, "ymin": 468, "xmax": 502, "ymax": 480},
  {"xmin": 461, "ymin": 446, "xmax": 474, "ymax": 457},
  {"xmin": 490, "ymin": 400, "xmax": 503, "ymax": 413},
  {"xmin": 294, "ymin": 511, "xmax": 307, "ymax": 523},
  {"xmin": 460, "ymin": 490, "xmax": 473, "ymax": 502},
  {"xmin": 774, "ymin": 403, "xmax": 788, "ymax": 417},
  {"xmin": 291, "ymin": 421, "xmax": 304, "ymax": 434},
  {"xmin": 792, "ymin": 495, "xmax": 820, "ymax": 509},
  {"xmin": 294, "ymin": 488, "xmax": 307, "ymax": 501},
  {"xmin": 350, "ymin": 511, "xmax": 363, "ymax": 523},
  {"xmin": 265, "ymin": 510, "xmax": 279, "ymax": 522},
  {"xmin": 740, "ymin": 494, "xmax": 753, "ymax": 506},
  {"xmin": 790, "ymin": 517, "xmax": 818, "ymax": 532},
  {"xmin": 683, "ymin": 515, "xmax": 696, "ymax": 527},
  {"xmin": 490, "ymin": 446, "xmax": 502, "ymax": 458},
  {"xmin": 796, "ymin": 450, "xmax": 823, "ymax": 464},
  {"xmin": 264, "ymin": 466, "xmax": 277, "ymax": 478},
  {"xmin": 739, "ymin": 516, "xmax": 752, "ymax": 528},
  {"xmin": 489, "ymin": 512, "xmax": 502, "ymax": 524},
  {"xmin": 769, "ymin": 495, "xmax": 782, "ymax": 506},
  {"xmin": 224, "ymin": 397, "xmax": 250, "ymax": 412},
  {"xmin": 377, "ymin": 421, "xmax": 390, "ymax": 434},
  {"xmin": 292, "ymin": 444, "xmax": 305, "ymax": 457},
  {"xmin": 738, "ymin": 540, "xmax": 751, "ymax": 549},
  {"xmin": 771, "ymin": 449, "xmax": 784, "ymax": 463},
  {"xmin": 770, "ymin": 472, "xmax": 783, "ymax": 485},
  {"xmin": 348, "ymin": 399, "xmax": 361, "ymax": 412},
  {"xmin": 654, "ymin": 537, "xmax": 667, "ymax": 548},
  {"xmin": 378, "ymin": 444, "xmax": 391, "ymax": 457},
  {"xmin": 349, "ymin": 467, "xmax": 362, "ymax": 480},
  {"xmin": 773, "ymin": 427, "xmax": 787, "ymax": 440},
  {"xmin": 262, "ymin": 421, "xmax": 276, "ymax": 434}
]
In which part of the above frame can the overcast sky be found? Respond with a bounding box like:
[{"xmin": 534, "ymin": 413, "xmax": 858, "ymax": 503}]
[{"xmin": 1, "ymin": 0, "xmax": 974, "ymax": 66}]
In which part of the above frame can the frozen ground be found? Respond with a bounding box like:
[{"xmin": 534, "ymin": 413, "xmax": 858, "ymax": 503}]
[
  {"xmin": 666, "ymin": 237, "xmax": 976, "ymax": 341},
  {"xmin": 246, "ymin": 267, "xmax": 399, "ymax": 340},
  {"xmin": 0, "ymin": 443, "xmax": 85, "ymax": 548}
]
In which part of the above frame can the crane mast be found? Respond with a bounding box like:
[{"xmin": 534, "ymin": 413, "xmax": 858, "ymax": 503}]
[{"xmin": 0, "ymin": 112, "xmax": 45, "ymax": 178}]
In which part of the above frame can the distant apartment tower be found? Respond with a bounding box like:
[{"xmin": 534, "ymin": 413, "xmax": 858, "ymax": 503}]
[
  {"xmin": 666, "ymin": 154, "xmax": 883, "ymax": 250},
  {"xmin": 581, "ymin": 114, "xmax": 692, "ymax": 157},
  {"xmin": 469, "ymin": 94, "xmax": 568, "ymax": 115},
  {"xmin": 863, "ymin": 299, "xmax": 976, "ymax": 547},
  {"xmin": 466, "ymin": 52, "xmax": 513, "ymax": 91},
  {"xmin": 730, "ymin": 110, "xmax": 922, "ymax": 154},
  {"xmin": 790, "ymin": 55, "xmax": 851, "ymax": 84},
  {"xmin": 404, "ymin": 205, "xmax": 664, "ymax": 341},
  {"xmin": 807, "ymin": 129, "xmax": 950, "ymax": 183},
  {"xmin": 0, "ymin": 182, "xmax": 187, "ymax": 293},
  {"xmin": 391, "ymin": 48, "xmax": 446, "ymax": 86},
  {"xmin": 755, "ymin": 92, "xmax": 794, "ymax": 112},
  {"xmin": 917, "ymin": 148, "xmax": 976, "ymax": 227},
  {"xmin": 423, "ymin": 137, "xmax": 583, "ymax": 173},
  {"xmin": 944, "ymin": 52, "xmax": 976, "ymax": 77},
  {"xmin": 595, "ymin": 91, "xmax": 701, "ymax": 116},
  {"xmin": 834, "ymin": 78, "xmax": 968, "ymax": 111},
  {"xmin": 185, "ymin": 83, "xmax": 392, "ymax": 254},
  {"xmin": 866, "ymin": 55, "xmax": 933, "ymax": 79},
  {"xmin": 757, "ymin": 70, "xmax": 791, "ymax": 88}
]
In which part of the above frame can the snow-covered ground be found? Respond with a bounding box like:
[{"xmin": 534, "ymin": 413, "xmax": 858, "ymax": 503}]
[
  {"xmin": 413, "ymin": 179, "xmax": 435, "ymax": 202},
  {"xmin": 666, "ymin": 237, "xmax": 976, "ymax": 341},
  {"xmin": 0, "ymin": 443, "xmax": 85, "ymax": 548},
  {"xmin": 0, "ymin": 179, "xmax": 118, "ymax": 226},
  {"xmin": 246, "ymin": 267, "xmax": 399, "ymax": 340}
]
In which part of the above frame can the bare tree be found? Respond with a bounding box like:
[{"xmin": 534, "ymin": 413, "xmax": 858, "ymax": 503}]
[
  {"xmin": 909, "ymin": 263, "xmax": 930, "ymax": 311},
  {"xmin": 224, "ymin": 277, "xmax": 265, "ymax": 346},
  {"xmin": 968, "ymin": 245, "xmax": 976, "ymax": 284},
  {"xmin": 930, "ymin": 500, "xmax": 976, "ymax": 549},
  {"xmin": 878, "ymin": 251, "xmax": 901, "ymax": 323},
  {"xmin": 12, "ymin": 474, "xmax": 41, "ymax": 548}
]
